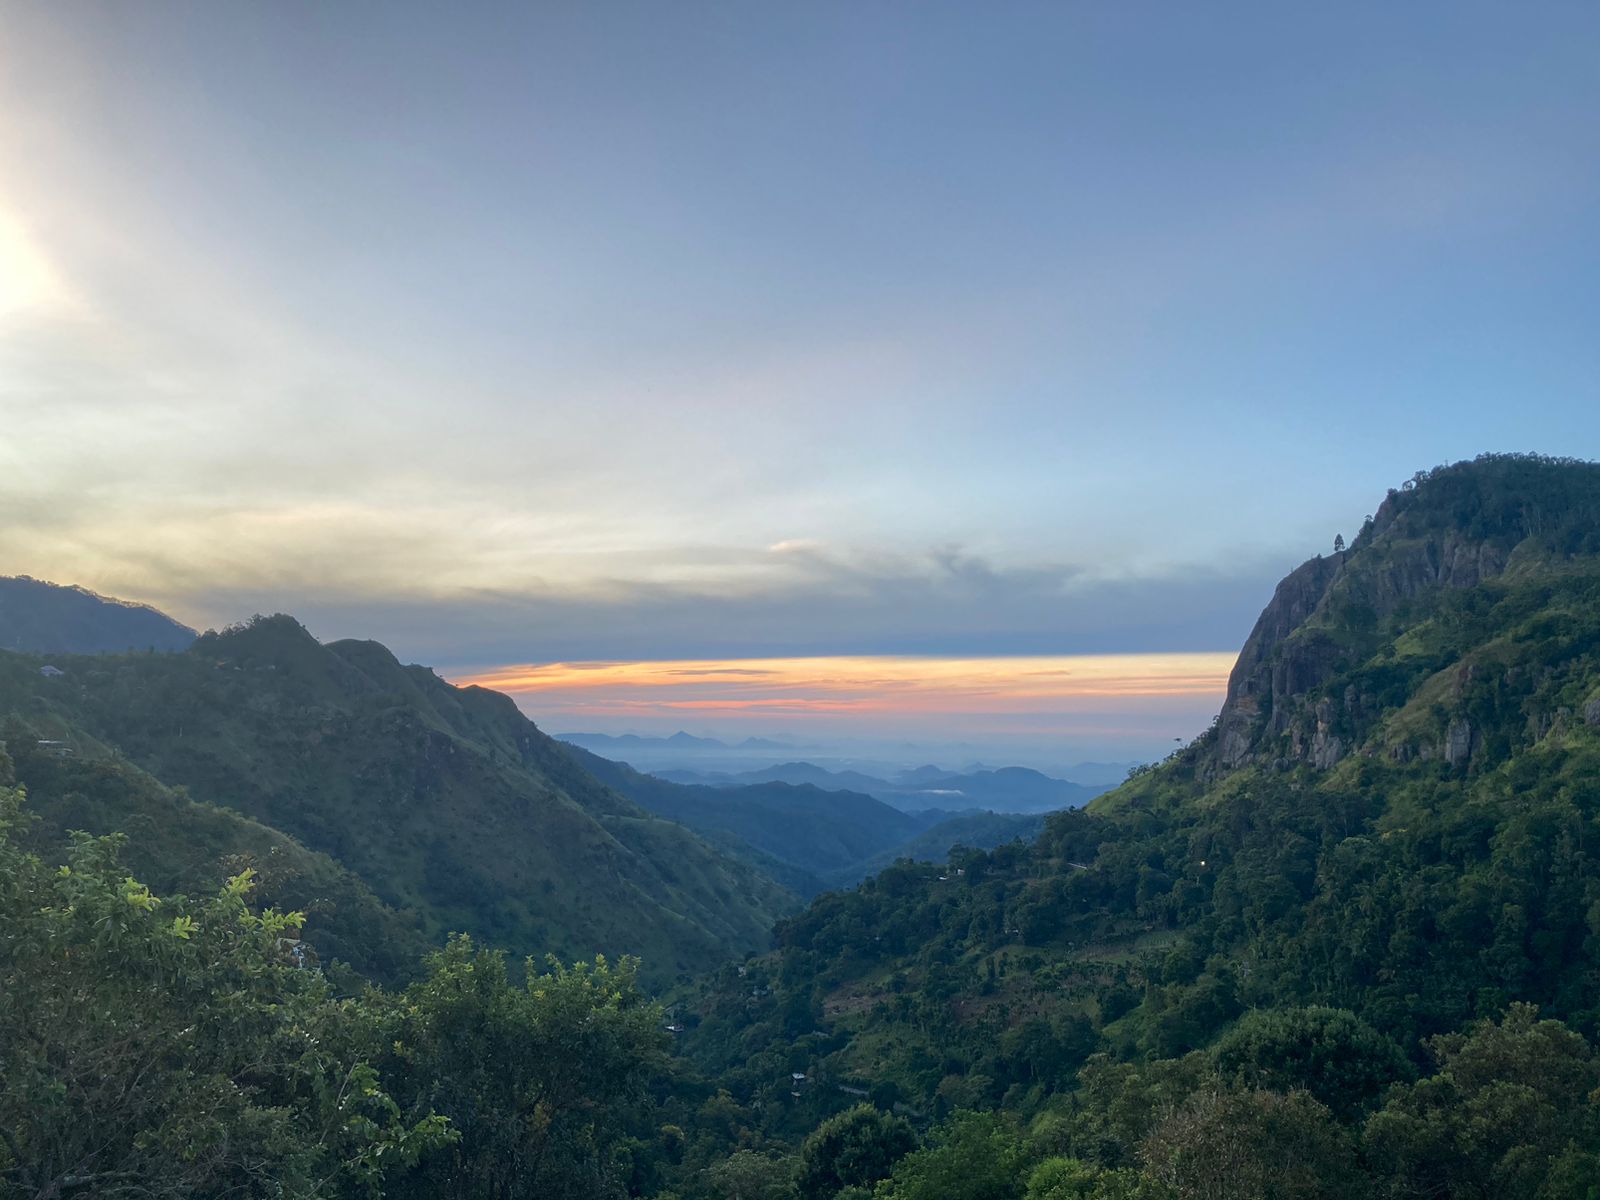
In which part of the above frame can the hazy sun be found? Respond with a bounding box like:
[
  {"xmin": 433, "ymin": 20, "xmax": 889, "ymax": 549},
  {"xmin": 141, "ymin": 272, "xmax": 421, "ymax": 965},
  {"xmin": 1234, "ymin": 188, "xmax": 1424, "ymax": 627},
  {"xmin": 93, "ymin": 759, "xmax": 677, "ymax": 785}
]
[{"xmin": 0, "ymin": 208, "xmax": 67, "ymax": 320}]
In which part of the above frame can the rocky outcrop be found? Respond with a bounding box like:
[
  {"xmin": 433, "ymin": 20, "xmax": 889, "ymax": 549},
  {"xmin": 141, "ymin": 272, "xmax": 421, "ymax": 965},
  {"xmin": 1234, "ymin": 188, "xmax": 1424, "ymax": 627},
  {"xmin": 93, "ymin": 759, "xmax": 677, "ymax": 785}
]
[
  {"xmin": 1444, "ymin": 719, "xmax": 1474, "ymax": 766},
  {"xmin": 1213, "ymin": 511, "xmax": 1514, "ymax": 772},
  {"xmin": 1216, "ymin": 554, "xmax": 1345, "ymax": 768},
  {"xmin": 1586, "ymin": 695, "xmax": 1600, "ymax": 727}
]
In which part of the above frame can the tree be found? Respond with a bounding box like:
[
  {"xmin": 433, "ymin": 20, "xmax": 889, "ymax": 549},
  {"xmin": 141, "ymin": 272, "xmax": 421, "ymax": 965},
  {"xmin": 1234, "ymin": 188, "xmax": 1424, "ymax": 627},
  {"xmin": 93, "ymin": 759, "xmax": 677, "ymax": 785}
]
[
  {"xmin": 1363, "ymin": 1005, "xmax": 1600, "ymax": 1200},
  {"xmin": 1024, "ymin": 1158, "xmax": 1143, "ymax": 1200},
  {"xmin": 0, "ymin": 783, "xmax": 449, "ymax": 1200},
  {"xmin": 703, "ymin": 1150, "xmax": 798, "ymax": 1200},
  {"xmin": 876, "ymin": 1112, "xmax": 1028, "ymax": 1200},
  {"xmin": 1211, "ymin": 1007, "xmax": 1410, "ymax": 1118},
  {"xmin": 1140, "ymin": 1088, "xmax": 1360, "ymax": 1200},
  {"xmin": 797, "ymin": 1104, "xmax": 917, "ymax": 1200},
  {"xmin": 1334, "ymin": 533, "xmax": 1346, "ymax": 553},
  {"xmin": 372, "ymin": 936, "xmax": 669, "ymax": 1199}
]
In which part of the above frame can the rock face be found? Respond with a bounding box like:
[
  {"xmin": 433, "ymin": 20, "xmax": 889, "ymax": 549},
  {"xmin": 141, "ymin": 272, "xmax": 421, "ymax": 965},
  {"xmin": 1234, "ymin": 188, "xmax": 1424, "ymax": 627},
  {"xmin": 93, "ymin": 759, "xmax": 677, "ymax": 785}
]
[
  {"xmin": 1444, "ymin": 719, "xmax": 1475, "ymax": 767},
  {"xmin": 1211, "ymin": 480, "xmax": 1526, "ymax": 772},
  {"xmin": 1216, "ymin": 554, "xmax": 1345, "ymax": 768}
]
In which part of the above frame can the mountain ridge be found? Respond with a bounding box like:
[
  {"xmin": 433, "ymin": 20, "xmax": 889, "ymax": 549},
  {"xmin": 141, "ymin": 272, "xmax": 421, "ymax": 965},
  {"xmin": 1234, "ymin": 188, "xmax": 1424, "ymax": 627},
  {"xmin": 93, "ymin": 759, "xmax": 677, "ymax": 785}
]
[
  {"xmin": 0, "ymin": 574, "xmax": 196, "ymax": 655},
  {"xmin": 0, "ymin": 611, "xmax": 793, "ymax": 983}
]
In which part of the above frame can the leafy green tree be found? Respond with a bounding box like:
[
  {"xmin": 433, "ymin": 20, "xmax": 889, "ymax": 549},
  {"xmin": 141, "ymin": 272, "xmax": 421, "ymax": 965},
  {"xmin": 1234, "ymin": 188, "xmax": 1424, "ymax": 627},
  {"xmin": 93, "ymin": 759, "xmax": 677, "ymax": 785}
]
[
  {"xmin": 1024, "ymin": 1157, "xmax": 1143, "ymax": 1200},
  {"xmin": 372, "ymin": 935, "xmax": 669, "ymax": 1199},
  {"xmin": 796, "ymin": 1104, "xmax": 917, "ymax": 1200},
  {"xmin": 875, "ymin": 1111, "xmax": 1028, "ymax": 1200},
  {"xmin": 703, "ymin": 1150, "xmax": 799, "ymax": 1200},
  {"xmin": 1063, "ymin": 1054, "xmax": 1215, "ymax": 1170},
  {"xmin": 1211, "ymin": 1007, "xmax": 1410, "ymax": 1118},
  {"xmin": 0, "ymin": 783, "xmax": 449, "ymax": 1200},
  {"xmin": 1363, "ymin": 1004, "xmax": 1600, "ymax": 1200}
]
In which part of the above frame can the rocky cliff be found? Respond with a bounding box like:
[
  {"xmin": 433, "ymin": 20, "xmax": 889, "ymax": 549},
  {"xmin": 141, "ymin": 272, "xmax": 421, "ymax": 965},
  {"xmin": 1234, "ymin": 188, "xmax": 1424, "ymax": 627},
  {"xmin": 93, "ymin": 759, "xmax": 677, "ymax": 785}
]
[{"xmin": 1209, "ymin": 454, "xmax": 1600, "ymax": 774}]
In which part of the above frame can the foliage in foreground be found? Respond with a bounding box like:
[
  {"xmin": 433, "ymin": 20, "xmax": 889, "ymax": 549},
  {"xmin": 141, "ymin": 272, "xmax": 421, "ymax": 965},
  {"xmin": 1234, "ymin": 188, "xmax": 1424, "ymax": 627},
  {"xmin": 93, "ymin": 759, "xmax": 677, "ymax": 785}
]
[
  {"xmin": 7, "ymin": 742, "xmax": 1600, "ymax": 1199},
  {"xmin": 0, "ymin": 769, "xmax": 668, "ymax": 1199},
  {"xmin": 0, "ymin": 778, "xmax": 451, "ymax": 1199}
]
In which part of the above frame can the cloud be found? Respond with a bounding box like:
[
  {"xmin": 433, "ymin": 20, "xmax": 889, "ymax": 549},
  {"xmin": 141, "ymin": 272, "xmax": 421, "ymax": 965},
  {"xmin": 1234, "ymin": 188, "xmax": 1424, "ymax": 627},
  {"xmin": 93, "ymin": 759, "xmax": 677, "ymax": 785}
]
[{"xmin": 120, "ymin": 540, "xmax": 1288, "ymax": 669}]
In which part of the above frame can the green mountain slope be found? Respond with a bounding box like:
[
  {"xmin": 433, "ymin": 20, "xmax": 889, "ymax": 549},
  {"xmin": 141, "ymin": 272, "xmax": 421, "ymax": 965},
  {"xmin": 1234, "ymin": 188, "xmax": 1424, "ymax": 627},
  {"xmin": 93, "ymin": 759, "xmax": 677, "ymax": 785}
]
[
  {"xmin": 0, "ymin": 728, "xmax": 428, "ymax": 983},
  {"xmin": 0, "ymin": 615, "xmax": 793, "ymax": 983},
  {"xmin": 682, "ymin": 455, "xmax": 1600, "ymax": 1125},
  {"xmin": 570, "ymin": 746, "xmax": 941, "ymax": 894},
  {"xmin": 0, "ymin": 575, "xmax": 196, "ymax": 654},
  {"xmin": 571, "ymin": 747, "xmax": 1054, "ymax": 896},
  {"xmin": 821, "ymin": 809, "xmax": 1046, "ymax": 889}
]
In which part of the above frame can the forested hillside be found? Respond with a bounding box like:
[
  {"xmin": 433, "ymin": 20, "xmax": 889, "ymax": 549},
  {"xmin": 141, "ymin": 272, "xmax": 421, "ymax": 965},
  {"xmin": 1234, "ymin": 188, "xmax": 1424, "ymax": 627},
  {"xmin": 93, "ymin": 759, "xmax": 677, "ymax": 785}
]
[
  {"xmin": 669, "ymin": 455, "xmax": 1600, "ymax": 1197},
  {"xmin": 573, "ymin": 746, "xmax": 1046, "ymax": 895},
  {"xmin": 0, "ymin": 614, "xmax": 791, "ymax": 983}
]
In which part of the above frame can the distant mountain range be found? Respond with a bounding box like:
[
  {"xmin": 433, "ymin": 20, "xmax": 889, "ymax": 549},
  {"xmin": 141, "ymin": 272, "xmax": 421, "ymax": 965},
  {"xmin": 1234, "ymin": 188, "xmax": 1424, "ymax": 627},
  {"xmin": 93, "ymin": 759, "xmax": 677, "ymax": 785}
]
[
  {"xmin": 650, "ymin": 759, "xmax": 1111, "ymax": 814},
  {"xmin": 0, "ymin": 575, "xmax": 196, "ymax": 655},
  {"xmin": 564, "ymin": 744, "xmax": 1045, "ymax": 895}
]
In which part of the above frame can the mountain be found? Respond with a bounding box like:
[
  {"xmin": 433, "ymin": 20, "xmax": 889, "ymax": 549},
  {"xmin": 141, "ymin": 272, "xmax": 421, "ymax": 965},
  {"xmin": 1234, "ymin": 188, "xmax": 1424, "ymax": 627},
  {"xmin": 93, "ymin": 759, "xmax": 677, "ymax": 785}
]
[
  {"xmin": 657, "ymin": 759, "xmax": 1107, "ymax": 814},
  {"xmin": 571, "ymin": 748, "xmax": 1061, "ymax": 894},
  {"xmin": 0, "ymin": 728, "xmax": 428, "ymax": 983},
  {"xmin": 887, "ymin": 764, "xmax": 1105, "ymax": 813},
  {"xmin": 820, "ymin": 809, "xmax": 1047, "ymax": 889},
  {"xmin": 659, "ymin": 760, "xmax": 900, "ymax": 795},
  {"xmin": 565, "ymin": 746, "xmax": 942, "ymax": 895},
  {"xmin": 0, "ymin": 614, "xmax": 792, "ymax": 983},
  {"xmin": 681, "ymin": 455, "xmax": 1600, "ymax": 1168},
  {"xmin": 0, "ymin": 575, "xmax": 196, "ymax": 654}
]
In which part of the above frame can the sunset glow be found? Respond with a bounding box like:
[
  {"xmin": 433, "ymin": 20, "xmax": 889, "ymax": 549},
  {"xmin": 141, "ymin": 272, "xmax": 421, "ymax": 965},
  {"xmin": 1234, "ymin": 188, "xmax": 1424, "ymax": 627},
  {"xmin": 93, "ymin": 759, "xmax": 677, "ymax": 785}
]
[{"xmin": 449, "ymin": 653, "xmax": 1237, "ymax": 745}]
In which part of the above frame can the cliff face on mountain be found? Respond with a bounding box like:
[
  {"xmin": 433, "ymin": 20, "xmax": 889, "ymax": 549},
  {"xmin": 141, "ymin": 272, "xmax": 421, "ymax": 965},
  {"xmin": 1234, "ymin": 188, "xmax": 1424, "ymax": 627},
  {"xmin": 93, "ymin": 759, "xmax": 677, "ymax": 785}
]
[{"xmin": 1212, "ymin": 455, "xmax": 1600, "ymax": 774}]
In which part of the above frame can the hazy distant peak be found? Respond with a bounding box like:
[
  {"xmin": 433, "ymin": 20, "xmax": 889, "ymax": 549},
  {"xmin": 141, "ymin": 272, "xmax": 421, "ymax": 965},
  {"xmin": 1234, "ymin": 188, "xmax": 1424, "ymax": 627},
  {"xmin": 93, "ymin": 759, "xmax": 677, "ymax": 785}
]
[{"xmin": 0, "ymin": 575, "xmax": 195, "ymax": 655}]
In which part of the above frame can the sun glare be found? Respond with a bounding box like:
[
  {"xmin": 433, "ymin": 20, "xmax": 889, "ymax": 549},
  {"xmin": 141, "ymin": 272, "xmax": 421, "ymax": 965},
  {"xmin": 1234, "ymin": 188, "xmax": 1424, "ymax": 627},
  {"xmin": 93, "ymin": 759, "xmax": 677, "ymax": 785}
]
[{"xmin": 0, "ymin": 208, "xmax": 67, "ymax": 320}]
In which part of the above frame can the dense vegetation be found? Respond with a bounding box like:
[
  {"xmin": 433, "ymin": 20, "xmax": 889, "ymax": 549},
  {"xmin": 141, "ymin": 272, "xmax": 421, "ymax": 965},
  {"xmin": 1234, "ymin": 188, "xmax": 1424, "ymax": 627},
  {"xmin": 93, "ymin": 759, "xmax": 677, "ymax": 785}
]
[
  {"xmin": 0, "ymin": 618, "xmax": 790, "ymax": 984},
  {"xmin": 665, "ymin": 456, "xmax": 1600, "ymax": 1197},
  {"xmin": 7, "ymin": 455, "xmax": 1600, "ymax": 1197}
]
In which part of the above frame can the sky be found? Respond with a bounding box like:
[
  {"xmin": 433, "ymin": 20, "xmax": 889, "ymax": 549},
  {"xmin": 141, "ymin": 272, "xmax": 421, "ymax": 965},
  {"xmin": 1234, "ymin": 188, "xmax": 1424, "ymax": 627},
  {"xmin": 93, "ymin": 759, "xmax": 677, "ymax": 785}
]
[{"xmin": 2, "ymin": 3, "xmax": 1598, "ymax": 759}]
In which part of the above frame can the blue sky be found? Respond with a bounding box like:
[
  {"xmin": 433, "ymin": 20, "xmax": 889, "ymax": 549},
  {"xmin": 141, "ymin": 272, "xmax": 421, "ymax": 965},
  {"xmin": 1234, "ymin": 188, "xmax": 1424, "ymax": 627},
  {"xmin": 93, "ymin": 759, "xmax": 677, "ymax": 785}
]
[{"xmin": 1, "ymin": 2, "xmax": 1597, "ymax": 747}]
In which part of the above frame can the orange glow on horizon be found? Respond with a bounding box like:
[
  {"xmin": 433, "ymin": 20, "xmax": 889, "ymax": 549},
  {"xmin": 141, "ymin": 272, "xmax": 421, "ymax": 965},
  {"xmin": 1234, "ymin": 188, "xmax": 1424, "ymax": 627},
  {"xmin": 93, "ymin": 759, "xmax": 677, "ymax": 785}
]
[{"xmin": 447, "ymin": 653, "xmax": 1237, "ymax": 722}]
